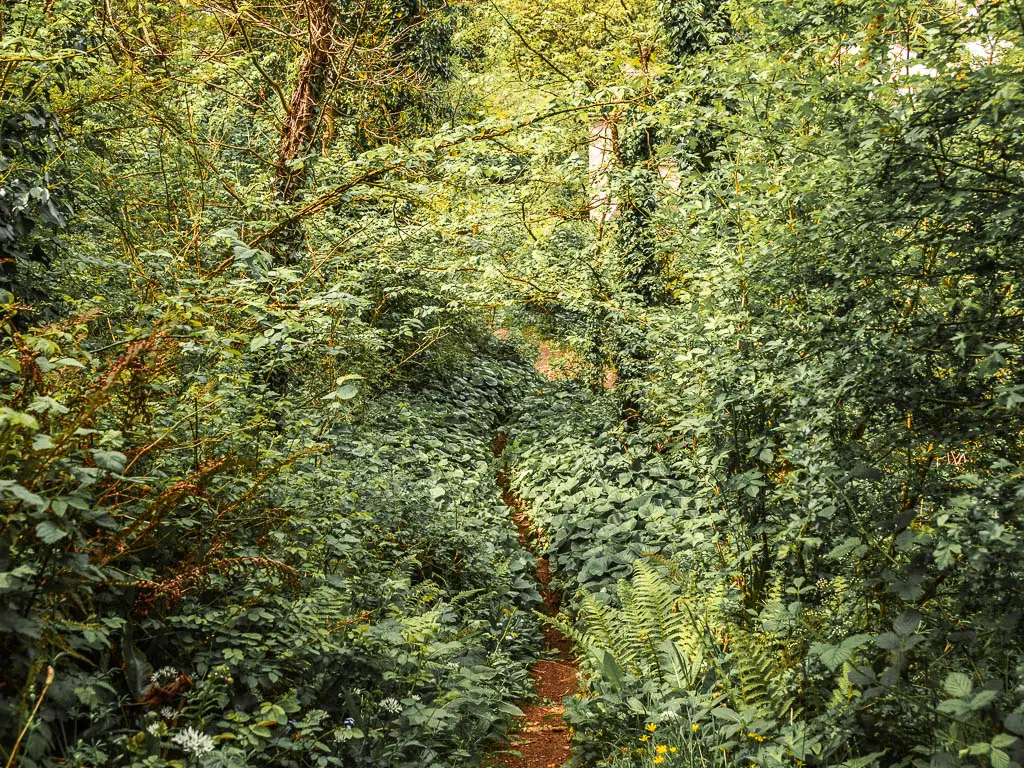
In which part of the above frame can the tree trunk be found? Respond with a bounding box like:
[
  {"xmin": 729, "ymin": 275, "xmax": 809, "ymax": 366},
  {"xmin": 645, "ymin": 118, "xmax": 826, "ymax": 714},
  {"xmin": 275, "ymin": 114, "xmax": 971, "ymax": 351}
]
[{"xmin": 274, "ymin": 0, "xmax": 337, "ymax": 206}]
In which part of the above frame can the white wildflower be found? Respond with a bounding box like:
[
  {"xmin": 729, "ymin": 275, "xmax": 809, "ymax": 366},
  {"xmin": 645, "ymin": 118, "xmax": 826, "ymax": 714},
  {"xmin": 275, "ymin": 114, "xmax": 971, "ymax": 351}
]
[
  {"xmin": 659, "ymin": 710, "xmax": 678, "ymax": 722},
  {"xmin": 379, "ymin": 697, "xmax": 402, "ymax": 714},
  {"xmin": 146, "ymin": 721, "xmax": 165, "ymax": 737},
  {"xmin": 149, "ymin": 667, "xmax": 178, "ymax": 685},
  {"xmin": 160, "ymin": 706, "xmax": 177, "ymax": 720},
  {"xmin": 171, "ymin": 726, "xmax": 215, "ymax": 756}
]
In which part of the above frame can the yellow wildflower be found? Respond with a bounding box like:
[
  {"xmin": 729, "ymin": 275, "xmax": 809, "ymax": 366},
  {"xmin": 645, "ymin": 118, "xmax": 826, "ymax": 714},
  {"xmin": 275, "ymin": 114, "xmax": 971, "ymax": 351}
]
[
  {"xmin": 656, "ymin": 745, "xmax": 668, "ymax": 755},
  {"xmin": 646, "ymin": 723, "xmax": 658, "ymax": 732},
  {"xmin": 639, "ymin": 735, "xmax": 650, "ymax": 742},
  {"xmin": 690, "ymin": 723, "xmax": 700, "ymax": 732},
  {"xmin": 653, "ymin": 759, "xmax": 665, "ymax": 765}
]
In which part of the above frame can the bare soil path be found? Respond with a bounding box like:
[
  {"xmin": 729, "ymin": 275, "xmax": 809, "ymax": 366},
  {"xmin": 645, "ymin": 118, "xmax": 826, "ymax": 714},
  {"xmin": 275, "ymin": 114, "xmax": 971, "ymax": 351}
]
[{"xmin": 488, "ymin": 434, "xmax": 578, "ymax": 768}]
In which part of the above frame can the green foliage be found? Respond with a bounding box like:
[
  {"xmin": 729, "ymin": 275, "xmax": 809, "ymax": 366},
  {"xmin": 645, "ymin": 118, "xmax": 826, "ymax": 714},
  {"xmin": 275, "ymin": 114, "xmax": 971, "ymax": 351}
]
[
  {"xmin": 0, "ymin": 290, "xmax": 542, "ymax": 766},
  {"xmin": 494, "ymin": 1, "xmax": 1024, "ymax": 764},
  {"xmin": 660, "ymin": 0, "xmax": 728, "ymax": 61},
  {"xmin": 3, "ymin": 0, "xmax": 1024, "ymax": 767},
  {"xmin": 0, "ymin": 3, "xmax": 546, "ymax": 764},
  {"xmin": 0, "ymin": 72, "xmax": 70, "ymax": 309},
  {"xmin": 2, "ymin": 327, "xmax": 543, "ymax": 762}
]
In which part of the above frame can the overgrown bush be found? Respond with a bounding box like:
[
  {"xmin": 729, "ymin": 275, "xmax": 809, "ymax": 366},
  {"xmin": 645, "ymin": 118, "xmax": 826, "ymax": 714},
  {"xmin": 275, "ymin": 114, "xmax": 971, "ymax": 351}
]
[{"xmin": 0, "ymin": 291, "xmax": 541, "ymax": 766}]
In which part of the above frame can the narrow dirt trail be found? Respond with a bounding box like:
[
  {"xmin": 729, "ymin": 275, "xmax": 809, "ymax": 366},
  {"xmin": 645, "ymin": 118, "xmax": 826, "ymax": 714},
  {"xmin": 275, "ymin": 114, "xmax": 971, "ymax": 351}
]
[{"xmin": 488, "ymin": 433, "xmax": 578, "ymax": 768}]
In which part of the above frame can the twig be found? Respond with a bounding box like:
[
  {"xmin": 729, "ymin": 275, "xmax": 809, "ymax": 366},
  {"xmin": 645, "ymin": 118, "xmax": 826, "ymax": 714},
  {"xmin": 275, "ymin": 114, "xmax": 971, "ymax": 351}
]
[
  {"xmin": 251, "ymin": 98, "xmax": 640, "ymax": 245},
  {"xmin": 5, "ymin": 667, "xmax": 54, "ymax": 768},
  {"xmin": 489, "ymin": 1, "xmax": 578, "ymax": 85}
]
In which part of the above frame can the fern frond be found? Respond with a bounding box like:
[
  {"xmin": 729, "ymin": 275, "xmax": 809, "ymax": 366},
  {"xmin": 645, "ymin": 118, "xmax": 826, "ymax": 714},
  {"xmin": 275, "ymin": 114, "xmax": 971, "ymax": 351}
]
[
  {"xmin": 725, "ymin": 628, "xmax": 796, "ymax": 721},
  {"xmin": 568, "ymin": 559, "xmax": 708, "ymax": 693}
]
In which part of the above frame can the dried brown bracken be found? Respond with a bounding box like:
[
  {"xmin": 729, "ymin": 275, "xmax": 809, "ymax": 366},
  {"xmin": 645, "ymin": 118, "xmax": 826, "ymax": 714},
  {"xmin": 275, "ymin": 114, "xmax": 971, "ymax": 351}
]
[
  {"xmin": 133, "ymin": 556, "xmax": 299, "ymax": 615},
  {"xmin": 138, "ymin": 672, "xmax": 193, "ymax": 707}
]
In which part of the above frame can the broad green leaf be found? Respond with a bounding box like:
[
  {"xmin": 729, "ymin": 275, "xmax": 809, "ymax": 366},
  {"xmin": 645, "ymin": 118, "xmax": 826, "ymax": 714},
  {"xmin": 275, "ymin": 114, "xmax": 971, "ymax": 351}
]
[
  {"xmin": 839, "ymin": 752, "xmax": 886, "ymax": 768},
  {"xmin": 92, "ymin": 450, "xmax": 127, "ymax": 474},
  {"xmin": 943, "ymin": 672, "xmax": 973, "ymax": 699},
  {"xmin": 36, "ymin": 520, "xmax": 67, "ymax": 544},
  {"xmin": 122, "ymin": 637, "xmax": 152, "ymax": 700},
  {"xmin": 893, "ymin": 609, "xmax": 923, "ymax": 636},
  {"xmin": 1005, "ymin": 713, "xmax": 1024, "ymax": 736},
  {"xmin": 31, "ymin": 433, "xmax": 55, "ymax": 451},
  {"xmin": 811, "ymin": 634, "xmax": 872, "ymax": 671},
  {"xmin": 10, "ymin": 484, "xmax": 46, "ymax": 510},
  {"xmin": 337, "ymin": 383, "xmax": 360, "ymax": 400},
  {"xmin": 990, "ymin": 748, "xmax": 1010, "ymax": 768}
]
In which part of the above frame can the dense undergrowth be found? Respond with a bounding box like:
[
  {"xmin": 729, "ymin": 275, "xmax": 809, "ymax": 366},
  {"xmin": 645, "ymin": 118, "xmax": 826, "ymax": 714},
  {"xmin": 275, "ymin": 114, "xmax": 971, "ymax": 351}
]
[
  {"xmin": 3, "ymin": 0, "xmax": 1024, "ymax": 766},
  {"xmin": 2, "ymin": 321, "xmax": 542, "ymax": 766},
  {"xmin": 505, "ymin": 373, "xmax": 1024, "ymax": 768}
]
